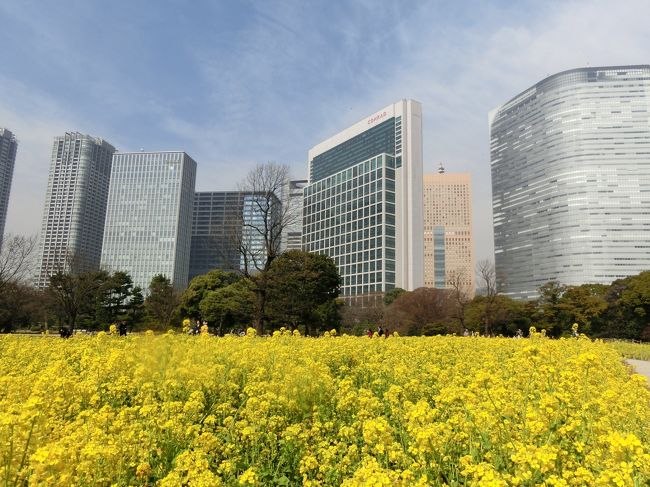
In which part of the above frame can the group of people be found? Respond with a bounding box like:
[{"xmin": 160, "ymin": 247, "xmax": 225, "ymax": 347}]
[
  {"xmin": 58, "ymin": 321, "xmax": 128, "ymax": 338},
  {"xmin": 189, "ymin": 320, "xmax": 208, "ymax": 335},
  {"xmin": 58, "ymin": 327, "xmax": 72, "ymax": 338},
  {"xmin": 118, "ymin": 321, "xmax": 128, "ymax": 336},
  {"xmin": 367, "ymin": 326, "xmax": 391, "ymax": 337}
]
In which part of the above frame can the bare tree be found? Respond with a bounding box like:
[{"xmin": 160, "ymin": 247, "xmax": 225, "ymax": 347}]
[
  {"xmin": 42, "ymin": 250, "xmax": 109, "ymax": 332},
  {"xmin": 476, "ymin": 259, "xmax": 498, "ymax": 335},
  {"xmin": 0, "ymin": 234, "xmax": 37, "ymax": 293},
  {"xmin": 45, "ymin": 270, "xmax": 108, "ymax": 332},
  {"xmin": 383, "ymin": 287, "xmax": 455, "ymax": 335},
  {"xmin": 447, "ymin": 269, "xmax": 472, "ymax": 332},
  {"xmin": 0, "ymin": 235, "xmax": 40, "ymax": 332},
  {"xmin": 340, "ymin": 299, "xmax": 384, "ymax": 335},
  {"xmin": 233, "ymin": 163, "xmax": 298, "ymax": 334}
]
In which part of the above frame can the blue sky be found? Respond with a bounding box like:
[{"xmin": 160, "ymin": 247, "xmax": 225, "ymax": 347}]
[{"xmin": 1, "ymin": 0, "xmax": 649, "ymax": 262}]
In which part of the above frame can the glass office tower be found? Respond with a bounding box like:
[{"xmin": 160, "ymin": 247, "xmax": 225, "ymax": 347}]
[
  {"xmin": 35, "ymin": 133, "xmax": 115, "ymax": 287},
  {"xmin": 304, "ymin": 99, "xmax": 424, "ymax": 297},
  {"xmin": 281, "ymin": 179, "xmax": 308, "ymax": 251},
  {"xmin": 0, "ymin": 128, "xmax": 17, "ymax": 248},
  {"xmin": 490, "ymin": 65, "xmax": 650, "ymax": 299},
  {"xmin": 240, "ymin": 193, "xmax": 281, "ymax": 273},
  {"xmin": 101, "ymin": 151, "xmax": 196, "ymax": 291},
  {"xmin": 188, "ymin": 191, "xmax": 280, "ymax": 281},
  {"xmin": 189, "ymin": 191, "xmax": 248, "ymax": 281}
]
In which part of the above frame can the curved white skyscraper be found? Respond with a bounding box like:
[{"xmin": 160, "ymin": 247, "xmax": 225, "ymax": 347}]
[{"xmin": 490, "ymin": 65, "xmax": 650, "ymax": 299}]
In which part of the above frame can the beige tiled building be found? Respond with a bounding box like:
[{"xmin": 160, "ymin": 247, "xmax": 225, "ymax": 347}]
[{"xmin": 423, "ymin": 167, "xmax": 474, "ymax": 297}]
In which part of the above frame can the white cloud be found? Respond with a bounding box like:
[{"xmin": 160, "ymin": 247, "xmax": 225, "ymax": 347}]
[
  {"xmin": 0, "ymin": 79, "xmax": 74, "ymax": 238},
  {"xmin": 355, "ymin": 0, "xmax": 650, "ymax": 263}
]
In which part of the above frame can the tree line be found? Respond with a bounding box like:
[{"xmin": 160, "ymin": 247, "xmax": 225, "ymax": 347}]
[
  {"xmin": 339, "ymin": 263, "xmax": 650, "ymax": 341},
  {"xmin": 2, "ymin": 232, "xmax": 649, "ymax": 339},
  {"xmin": 1, "ymin": 160, "xmax": 648, "ymax": 339},
  {"xmin": 0, "ymin": 246, "xmax": 341, "ymax": 334}
]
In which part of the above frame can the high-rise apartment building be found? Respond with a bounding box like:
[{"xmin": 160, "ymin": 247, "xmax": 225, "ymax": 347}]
[
  {"xmin": 282, "ymin": 179, "xmax": 308, "ymax": 251},
  {"xmin": 35, "ymin": 133, "xmax": 115, "ymax": 287},
  {"xmin": 101, "ymin": 151, "xmax": 196, "ymax": 291},
  {"xmin": 423, "ymin": 166, "xmax": 474, "ymax": 295},
  {"xmin": 490, "ymin": 65, "xmax": 650, "ymax": 299},
  {"xmin": 0, "ymin": 128, "xmax": 17, "ymax": 247},
  {"xmin": 303, "ymin": 99, "xmax": 424, "ymax": 297}
]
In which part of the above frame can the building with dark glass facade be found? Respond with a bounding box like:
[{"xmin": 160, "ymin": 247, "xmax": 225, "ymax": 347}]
[
  {"xmin": 188, "ymin": 191, "xmax": 281, "ymax": 282},
  {"xmin": 490, "ymin": 65, "xmax": 650, "ymax": 299},
  {"xmin": 189, "ymin": 192, "xmax": 248, "ymax": 281},
  {"xmin": 304, "ymin": 100, "xmax": 424, "ymax": 297}
]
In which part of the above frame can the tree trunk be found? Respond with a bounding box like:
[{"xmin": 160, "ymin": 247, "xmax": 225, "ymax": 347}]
[
  {"xmin": 254, "ymin": 287, "xmax": 266, "ymax": 335},
  {"xmin": 484, "ymin": 303, "xmax": 491, "ymax": 336}
]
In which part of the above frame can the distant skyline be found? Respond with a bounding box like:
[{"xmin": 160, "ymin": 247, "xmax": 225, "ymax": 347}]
[{"xmin": 1, "ymin": 0, "xmax": 649, "ymax": 263}]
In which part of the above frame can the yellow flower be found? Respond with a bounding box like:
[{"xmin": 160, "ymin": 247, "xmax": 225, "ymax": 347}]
[
  {"xmin": 238, "ymin": 467, "xmax": 258, "ymax": 485},
  {"xmin": 135, "ymin": 462, "xmax": 152, "ymax": 479},
  {"xmin": 0, "ymin": 331, "xmax": 648, "ymax": 486}
]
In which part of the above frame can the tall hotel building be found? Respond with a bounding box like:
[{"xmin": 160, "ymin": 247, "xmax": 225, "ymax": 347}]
[
  {"xmin": 423, "ymin": 167, "xmax": 474, "ymax": 295},
  {"xmin": 490, "ymin": 65, "xmax": 650, "ymax": 299},
  {"xmin": 35, "ymin": 133, "xmax": 115, "ymax": 287},
  {"xmin": 303, "ymin": 100, "xmax": 424, "ymax": 297},
  {"xmin": 0, "ymin": 128, "xmax": 17, "ymax": 247},
  {"xmin": 101, "ymin": 152, "xmax": 196, "ymax": 291}
]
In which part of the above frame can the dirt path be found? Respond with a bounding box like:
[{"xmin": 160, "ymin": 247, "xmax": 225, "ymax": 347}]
[{"xmin": 627, "ymin": 359, "xmax": 650, "ymax": 382}]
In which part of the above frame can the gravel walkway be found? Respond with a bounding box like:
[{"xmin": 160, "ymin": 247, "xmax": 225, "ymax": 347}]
[{"xmin": 627, "ymin": 359, "xmax": 650, "ymax": 382}]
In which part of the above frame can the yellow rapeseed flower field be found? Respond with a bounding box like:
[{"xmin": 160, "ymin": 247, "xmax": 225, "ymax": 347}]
[
  {"xmin": 1, "ymin": 333, "xmax": 649, "ymax": 486},
  {"xmin": 607, "ymin": 340, "xmax": 650, "ymax": 361}
]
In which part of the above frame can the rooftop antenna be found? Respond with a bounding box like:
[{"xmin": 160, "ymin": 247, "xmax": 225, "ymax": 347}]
[{"xmin": 437, "ymin": 162, "xmax": 445, "ymax": 174}]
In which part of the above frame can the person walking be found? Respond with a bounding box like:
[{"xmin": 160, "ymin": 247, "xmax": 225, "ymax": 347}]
[{"xmin": 192, "ymin": 320, "xmax": 201, "ymax": 335}]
